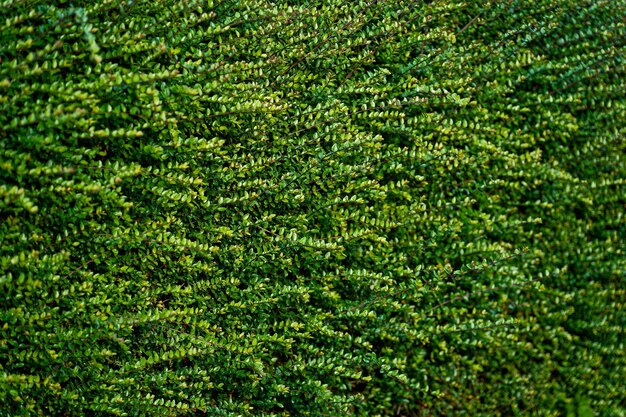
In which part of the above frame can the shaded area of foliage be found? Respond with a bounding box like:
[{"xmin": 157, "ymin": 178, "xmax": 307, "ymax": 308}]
[{"xmin": 1, "ymin": 0, "xmax": 624, "ymax": 416}]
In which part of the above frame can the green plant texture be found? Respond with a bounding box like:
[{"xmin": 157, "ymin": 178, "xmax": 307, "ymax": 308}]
[{"xmin": 1, "ymin": 0, "xmax": 624, "ymax": 416}]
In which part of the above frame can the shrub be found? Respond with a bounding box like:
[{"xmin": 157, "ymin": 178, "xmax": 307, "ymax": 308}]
[{"xmin": 1, "ymin": 0, "xmax": 624, "ymax": 416}]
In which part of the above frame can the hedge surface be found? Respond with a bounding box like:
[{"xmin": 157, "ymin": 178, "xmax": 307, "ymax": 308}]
[{"xmin": 1, "ymin": 0, "xmax": 624, "ymax": 416}]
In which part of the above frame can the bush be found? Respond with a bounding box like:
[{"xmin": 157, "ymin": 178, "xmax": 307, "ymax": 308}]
[{"xmin": 1, "ymin": 1, "xmax": 624, "ymax": 416}]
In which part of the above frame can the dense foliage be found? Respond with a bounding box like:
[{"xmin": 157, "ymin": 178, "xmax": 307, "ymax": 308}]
[{"xmin": 1, "ymin": 0, "xmax": 624, "ymax": 415}]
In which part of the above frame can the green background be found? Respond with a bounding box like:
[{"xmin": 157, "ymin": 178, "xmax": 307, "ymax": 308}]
[{"xmin": 1, "ymin": 0, "xmax": 624, "ymax": 415}]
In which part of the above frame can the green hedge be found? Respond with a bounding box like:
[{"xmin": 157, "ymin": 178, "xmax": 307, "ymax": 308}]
[{"xmin": 1, "ymin": 0, "xmax": 624, "ymax": 415}]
